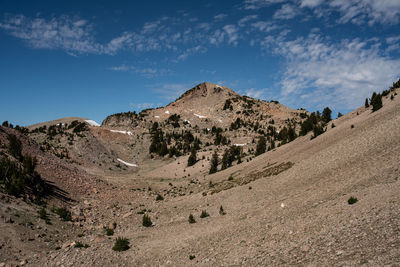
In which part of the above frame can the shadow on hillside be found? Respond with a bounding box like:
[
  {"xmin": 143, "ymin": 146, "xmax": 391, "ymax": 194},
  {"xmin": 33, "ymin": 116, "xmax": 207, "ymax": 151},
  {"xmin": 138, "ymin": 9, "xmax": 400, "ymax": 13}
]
[{"xmin": 44, "ymin": 180, "xmax": 75, "ymax": 203}]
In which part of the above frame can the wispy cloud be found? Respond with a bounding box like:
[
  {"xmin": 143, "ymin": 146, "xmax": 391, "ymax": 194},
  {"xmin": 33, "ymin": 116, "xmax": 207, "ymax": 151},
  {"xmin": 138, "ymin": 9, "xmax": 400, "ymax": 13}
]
[
  {"xmin": 109, "ymin": 65, "xmax": 172, "ymax": 78},
  {"xmin": 273, "ymin": 4, "xmax": 300, "ymax": 20},
  {"xmin": 214, "ymin": 13, "xmax": 228, "ymax": 20},
  {"xmin": 266, "ymin": 33, "xmax": 400, "ymax": 110}
]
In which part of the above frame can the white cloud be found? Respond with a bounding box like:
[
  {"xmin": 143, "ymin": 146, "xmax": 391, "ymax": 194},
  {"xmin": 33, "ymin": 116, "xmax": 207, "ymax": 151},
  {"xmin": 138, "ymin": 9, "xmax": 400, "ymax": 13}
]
[
  {"xmin": 0, "ymin": 14, "xmax": 135, "ymax": 55},
  {"xmin": 153, "ymin": 83, "xmax": 192, "ymax": 100},
  {"xmin": 238, "ymin": 15, "xmax": 259, "ymax": 27},
  {"xmin": 244, "ymin": 88, "xmax": 264, "ymax": 98},
  {"xmin": 129, "ymin": 102, "xmax": 161, "ymax": 110},
  {"xmin": 243, "ymin": 0, "xmax": 286, "ymax": 10},
  {"xmin": 299, "ymin": 0, "xmax": 400, "ymax": 25},
  {"xmin": 300, "ymin": 0, "xmax": 323, "ymax": 8},
  {"xmin": 176, "ymin": 45, "xmax": 207, "ymax": 61},
  {"xmin": 109, "ymin": 64, "xmax": 129, "ymax": 71},
  {"xmin": 214, "ymin": 13, "xmax": 228, "ymax": 20},
  {"xmin": 273, "ymin": 4, "xmax": 300, "ymax": 20},
  {"xmin": 269, "ymin": 34, "xmax": 400, "ymax": 110},
  {"xmin": 223, "ymin": 24, "xmax": 239, "ymax": 46}
]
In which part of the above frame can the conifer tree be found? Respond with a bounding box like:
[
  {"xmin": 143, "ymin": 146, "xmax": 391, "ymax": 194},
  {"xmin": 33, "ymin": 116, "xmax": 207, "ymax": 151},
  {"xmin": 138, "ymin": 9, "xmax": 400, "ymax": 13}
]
[
  {"xmin": 255, "ymin": 136, "xmax": 266, "ymax": 156},
  {"xmin": 187, "ymin": 147, "xmax": 197, "ymax": 166},
  {"xmin": 209, "ymin": 151, "xmax": 219, "ymax": 174}
]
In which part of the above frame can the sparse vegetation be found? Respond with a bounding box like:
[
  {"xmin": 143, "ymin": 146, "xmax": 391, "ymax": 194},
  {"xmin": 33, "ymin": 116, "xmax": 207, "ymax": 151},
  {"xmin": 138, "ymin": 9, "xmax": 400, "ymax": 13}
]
[
  {"xmin": 54, "ymin": 207, "xmax": 72, "ymax": 221},
  {"xmin": 142, "ymin": 214, "xmax": 152, "ymax": 227},
  {"xmin": 219, "ymin": 205, "xmax": 226, "ymax": 215},
  {"xmin": 156, "ymin": 194, "xmax": 164, "ymax": 201},
  {"xmin": 112, "ymin": 237, "xmax": 130, "ymax": 251},
  {"xmin": 348, "ymin": 196, "xmax": 358, "ymax": 205},
  {"xmin": 188, "ymin": 214, "xmax": 196, "ymax": 224},
  {"xmin": 105, "ymin": 228, "xmax": 114, "ymax": 236},
  {"xmin": 187, "ymin": 147, "xmax": 197, "ymax": 166},
  {"xmin": 75, "ymin": 242, "xmax": 90, "ymax": 248},
  {"xmin": 200, "ymin": 210, "xmax": 209, "ymax": 218}
]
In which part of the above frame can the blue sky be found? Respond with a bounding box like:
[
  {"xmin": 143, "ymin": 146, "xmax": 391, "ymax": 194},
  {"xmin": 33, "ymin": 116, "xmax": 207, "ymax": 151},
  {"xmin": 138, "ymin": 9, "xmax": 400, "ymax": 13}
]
[{"xmin": 1, "ymin": 0, "xmax": 399, "ymax": 126}]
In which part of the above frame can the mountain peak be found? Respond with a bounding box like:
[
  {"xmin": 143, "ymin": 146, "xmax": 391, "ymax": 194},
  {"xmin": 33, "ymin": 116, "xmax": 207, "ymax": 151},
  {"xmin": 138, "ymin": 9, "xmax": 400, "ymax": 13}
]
[{"xmin": 176, "ymin": 82, "xmax": 237, "ymax": 103}]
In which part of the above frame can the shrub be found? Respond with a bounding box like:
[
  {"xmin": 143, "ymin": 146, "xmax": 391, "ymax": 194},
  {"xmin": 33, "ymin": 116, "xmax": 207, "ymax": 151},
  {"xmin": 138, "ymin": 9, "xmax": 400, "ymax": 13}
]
[
  {"xmin": 200, "ymin": 210, "xmax": 209, "ymax": 218},
  {"xmin": 38, "ymin": 207, "xmax": 51, "ymax": 224},
  {"xmin": 75, "ymin": 242, "xmax": 90, "ymax": 248},
  {"xmin": 112, "ymin": 237, "xmax": 130, "ymax": 251},
  {"xmin": 219, "ymin": 205, "xmax": 226, "ymax": 215},
  {"xmin": 54, "ymin": 207, "xmax": 72, "ymax": 221},
  {"xmin": 338, "ymin": 112, "xmax": 343, "ymax": 118},
  {"xmin": 188, "ymin": 214, "xmax": 196, "ymax": 224},
  {"xmin": 348, "ymin": 196, "xmax": 358, "ymax": 205},
  {"xmin": 105, "ymin": 228, "xmax": 114, "ymax": 236},
  {"xmin": 156, "ymin": 194, "xmax": 164, "ymax": 201},
  {"xmin": 351, "ymin": 124, "xmax": 354, "ymax": 129},
  {"xmin": 189, "ymin": 255, "xmax": 196, "ymax": 260},
  {"xmin": 142, "ymin": 214, "xmax": 152, "ymax": 227}
]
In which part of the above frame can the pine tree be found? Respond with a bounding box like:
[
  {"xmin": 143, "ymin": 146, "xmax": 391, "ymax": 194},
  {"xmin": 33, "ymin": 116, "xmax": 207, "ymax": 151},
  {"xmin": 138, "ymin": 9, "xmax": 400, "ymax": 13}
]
[
  {"xmin": 187, "ymin": 147, "xmax": 197, "ymax": 166},
  {"xmin": 221, "ymin": 149, "xmax": 229, "ymax": 170},
  {"xmin": 365, "ymin": 98, "xmax": 369, "ymax": 108},
  {"xmin": 371, "ymin": 92, "xmax": 382, "ymax": 112},
  {"xmin": 322, "ymin": 107, "xmax": 332, "ymax": 123},
  {"xmin": 255, "ymin": 136, "xmax": 266, "ymax": 156},
  {"xmin": 209, "ymin": 151, "xmax": 219, "ymax": 174}
]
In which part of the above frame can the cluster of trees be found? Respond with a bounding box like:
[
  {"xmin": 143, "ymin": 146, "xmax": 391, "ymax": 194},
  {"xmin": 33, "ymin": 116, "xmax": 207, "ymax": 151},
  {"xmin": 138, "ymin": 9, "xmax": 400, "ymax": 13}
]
[
  {"xmin": 149, "ymin": 122, "xmax": 201, "ymax": 158},
  {"xmin": 0, "ymin": 134, "xmax": 51, "ymax": 202},
  {"xmin": 208, "ymin": 146, "xmax": 242, "ymax": 173},
  {"xmin": 366, "ymin": 93, "xmax": 382, "ymax": 112},
  {"xmin": 223, "ymin": 99, "xmax": 233, "ymax": 110},
  {"xmin": 299, "ymin": 107, "xmax": 331, "ymax": 139}
]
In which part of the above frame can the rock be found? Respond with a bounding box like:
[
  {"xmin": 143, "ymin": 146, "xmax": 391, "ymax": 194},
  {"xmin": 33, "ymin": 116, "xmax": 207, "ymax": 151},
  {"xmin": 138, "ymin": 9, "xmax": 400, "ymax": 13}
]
[
  {"xmin": 61, "ymin": 243, "xmax": 69, "ymax": 250},
  {"xmin": 122, "ymin": 212, "xmax": 133, "ymax": 219},
  {"xmin": 108, "ymin": 221, "xmax": 116, "ymax": 230},
  {"xmin": 336, "ymin": 250, "xmax": 344, "ymax": 256},
  {"xmin": 301, "ymin": 245, "xmax": 310, "ymax": 252},
  {"xmin": 280, "ymin": 203, "xmax": 285, "ymax": 208},
  {"xmin": 20, "ymin": 260, "xmax": 27, "ymax": 266}
]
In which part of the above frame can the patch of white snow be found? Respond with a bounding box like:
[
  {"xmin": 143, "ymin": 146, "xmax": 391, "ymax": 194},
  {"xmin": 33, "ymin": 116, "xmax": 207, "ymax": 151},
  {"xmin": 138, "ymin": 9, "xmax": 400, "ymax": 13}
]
[
  {"xmin": 117, "ymin": 158, "xmax": 138, "ymax": 167},
  {"xmin": 194, "ymin": 113, "xmax": 207, "ymax": 119},
  {"xmin": 234, "ymin": 143, "xmax": 246, "ymax": 147},
  {"xmin": 110, "ymin": 130, "xmax": 133, "ymax": 136},
  {"xmin": 165, "ymin": 110, "xmax": 170, "ymax": 114},
  {"xmin": 85, "ymin": 120, "xmax": 100, "ymax": 127}
]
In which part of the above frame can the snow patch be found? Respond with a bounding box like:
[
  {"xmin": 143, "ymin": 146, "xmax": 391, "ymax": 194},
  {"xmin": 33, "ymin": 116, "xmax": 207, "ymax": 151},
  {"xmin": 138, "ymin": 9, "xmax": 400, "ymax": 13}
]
[
  {"xmin": 110, "ymin": 130, "xmax": 133, "ymax": 136},
  {"xmin": 154, "ymin": 116, "xmax": 160, "ymax": 118},
  {"xmin": 234, "ymin": 143, "xmax": 246, "ymax": 147},
  {"xmin": 85, "ymin": 120, "xmax": 100, "ymax": 127},
  {"xmin": 194, "ymin": 113, "xmax": 207, "ymax": 119},
  {"xmin": 165, "ymin": 110, "xmax": 170, "ymax": 114},
  {"xmin": 117, "ymin": 158, "xmax": 138, "ymax": 167},
  {"xmin": 217, "ymin": 119, "xmax": 222, "ymax": 123},
  {"xmin": 184, "ymin": 119, "xmax": 191, "ymax": 124}
]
